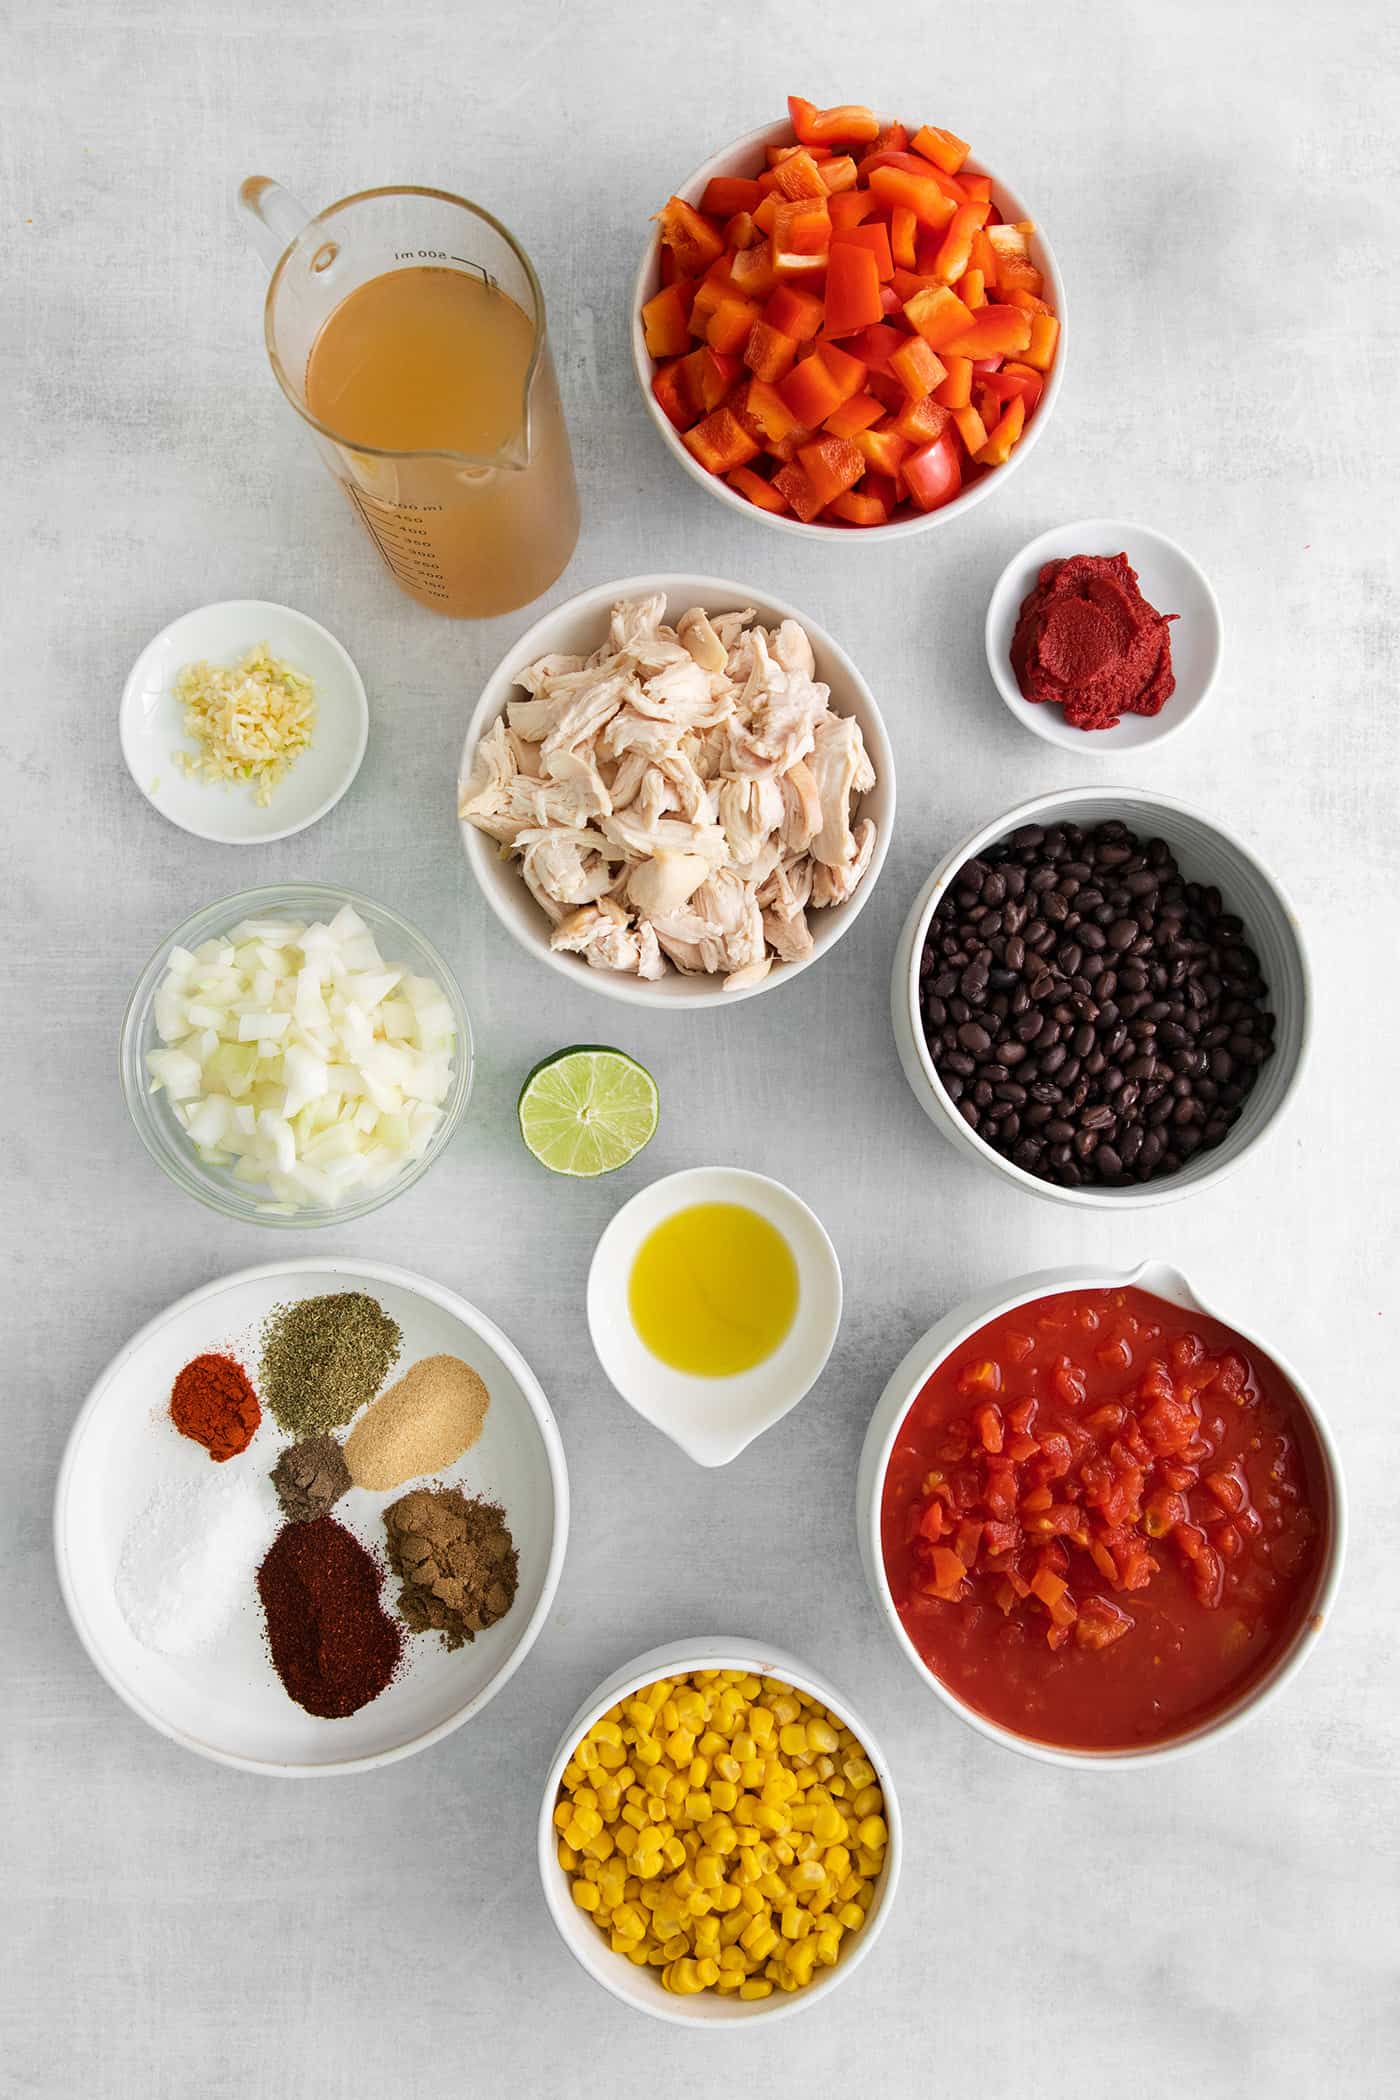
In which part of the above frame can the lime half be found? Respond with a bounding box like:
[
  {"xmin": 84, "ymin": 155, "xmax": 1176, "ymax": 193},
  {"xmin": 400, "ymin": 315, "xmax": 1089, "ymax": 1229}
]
[{"xmin": 517, "ymin": 1046, "xmax": 659, "ymax": 1177}]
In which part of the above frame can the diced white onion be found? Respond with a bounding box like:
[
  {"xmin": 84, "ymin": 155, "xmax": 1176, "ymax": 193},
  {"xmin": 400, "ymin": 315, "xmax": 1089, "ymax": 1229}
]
[{"xmin": 144, "ymin": 912, "xmax": 456, "ymax": 1210}]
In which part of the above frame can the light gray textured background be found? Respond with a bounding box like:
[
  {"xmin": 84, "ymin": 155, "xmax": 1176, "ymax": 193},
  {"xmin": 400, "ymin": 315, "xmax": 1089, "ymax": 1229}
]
[{"xmin": 4, "ymin": 3, "xmax": 1398, "ymax": 2095}]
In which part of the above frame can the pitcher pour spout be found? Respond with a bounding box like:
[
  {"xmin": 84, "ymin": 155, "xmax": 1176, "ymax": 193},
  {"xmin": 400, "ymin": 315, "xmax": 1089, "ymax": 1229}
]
[{"xmin": 237, "ymin": 177, "xmax": 316, "ymax": 272}]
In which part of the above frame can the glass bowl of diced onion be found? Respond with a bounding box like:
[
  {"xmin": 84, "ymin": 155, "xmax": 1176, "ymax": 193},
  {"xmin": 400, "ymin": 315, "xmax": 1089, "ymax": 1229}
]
[{"xmin": 119, "ymin": 884, "xmax": 474, "ymax": 1227}]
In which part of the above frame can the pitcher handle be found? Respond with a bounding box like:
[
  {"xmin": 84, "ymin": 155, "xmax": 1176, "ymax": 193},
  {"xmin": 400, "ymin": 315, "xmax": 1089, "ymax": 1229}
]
[{"xmin": 237, "ymin": 176, "xmax": 315, "ymax": 272}]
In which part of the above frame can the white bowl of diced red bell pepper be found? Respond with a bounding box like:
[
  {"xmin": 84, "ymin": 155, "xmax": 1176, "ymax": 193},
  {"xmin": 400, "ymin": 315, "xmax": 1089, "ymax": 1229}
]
[{"xmin": 630, "ymin": 98, "xmax": 1066, "ymax": 538}]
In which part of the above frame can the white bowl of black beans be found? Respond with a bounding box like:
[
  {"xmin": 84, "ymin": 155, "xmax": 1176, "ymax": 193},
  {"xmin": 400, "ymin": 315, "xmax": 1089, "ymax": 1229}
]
[{"xmin": 891, "ymin": 789, "xmax": 1310, "ymax": 1206}]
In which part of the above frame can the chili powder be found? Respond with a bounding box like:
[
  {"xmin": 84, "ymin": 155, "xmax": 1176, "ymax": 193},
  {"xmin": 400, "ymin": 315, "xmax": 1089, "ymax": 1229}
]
[
  {"xmin": 256, "ymin": 1515, "xmax": 402, "ymax": 1718},
  {"xmin": 169, "ymin": 1352, "xmax": 261, "ymax": 1462}
]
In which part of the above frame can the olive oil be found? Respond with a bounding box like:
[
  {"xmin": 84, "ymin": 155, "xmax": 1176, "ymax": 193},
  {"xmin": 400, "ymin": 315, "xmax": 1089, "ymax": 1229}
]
[{"xmin": 628, "ymin": 1203, "xmax": 799, "ymax": 1377}]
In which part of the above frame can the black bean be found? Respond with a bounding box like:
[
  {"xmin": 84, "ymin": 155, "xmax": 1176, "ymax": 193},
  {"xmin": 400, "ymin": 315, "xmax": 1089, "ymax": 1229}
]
[{"xmin": 957, "ymin": 1021, "xmax": 991, "ymax": 1055}]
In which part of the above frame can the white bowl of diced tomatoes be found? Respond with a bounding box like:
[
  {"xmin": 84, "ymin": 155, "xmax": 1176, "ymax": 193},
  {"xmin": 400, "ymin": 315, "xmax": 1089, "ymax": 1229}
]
[{"xmin": 631, "ymin": 97, "xmax": 1066, "ymax": 539}]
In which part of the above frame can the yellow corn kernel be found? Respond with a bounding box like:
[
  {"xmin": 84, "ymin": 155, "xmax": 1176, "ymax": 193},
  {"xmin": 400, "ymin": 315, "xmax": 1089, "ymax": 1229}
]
[
  {"xmin": 812, "ymin": 1805, "xmax": 847, "ymax": 1845},
  {"xmin": 851, "ymin": 1784, "xmax": 882, "ymax": 1819},
  {"xmin": 695, "ymin": 1853, "xmax": 724, "ymax": 1889},
  {"xmin": 778, "ymin": 1722, "xmax": 808, "ymax": 1757},
  {"xmin": 838, "ymin": 1901, "xmax": 864, "ymax": 1931},
  {"xmin": 711, "ymin": 1882, "xmax": 743, "ymax": 1913},
  {"xmin": 665, "ymin": 1730, "xmax": 695, "ymax": 1766},
  {"xmin": 709, "ymin": 1779, "xmax": 739, "ymax": 1814},
  {"xmin": 731, "ymin": 1733, "xmax": 755, "ymax": 1762},
  {"xmin": 759, "ymin": 1870, "xmax": 787, "ymax": 1904},
  {"xmin": 786, "ymin": 1937, "xmax": 818, "ymax": 1983},
  {"xmin": 806, "ymin": 1718, "xmax": 839, "ymax": 1754},
  {"xmin": 857, "ymin": 1814, "xmax": 888, "ymax": 1851},
  {"xmin": 624, "ymin": 1699, "xmax": 654, "ymax": 1733},
  {"xmin": 788, "ymin": 1859, "xmax": 825, "ymax": 1893},
  {"xmin": 552, "ymin": 1800, "xmax": 572, "ymax": 1831},
  {"xmin": 694, "ymin": 1915, "xmax": 721, "ymax": 1955},
  {"xmin": 749, "ymin": 1708, "xmax": 775, "ymax": 1745},
  {"xmin": 779, "ymin": 1904, "xmax": 803, "ymax": 1940},
  {"xmin": 823, "ymin": 1844, "xmax": 850, "ymax": 1880},
  {"xmin": 583, "ymin": 1830, "xmax": 615, "ymax": 1863},
  {"xmin": 740, "ymin": 1978, "xmax": 773, "ymax": 2001},
  {"xmin": 843, "ymin": 1757, "xmax": 876, "ymax": 1789},
  {"xmin": 596, "ymin": 1740, "xmax": 625, "ymax": 1771},
  {"xmin": 740, "ymin": 1922, "xmax": 779, "ymax": 1962},
  {"xmin": 575, "ymin": 1738, "xmax": 600, "ymax": 1771},
  {"xmin": 662, "ymin": 1835, "xmax": 687, "ymax": 1871},
  {"xmin": 571, "ymin": 1879, "xmax": 600, "ymax": 1912},
  {"xmin": 590, "ymin": 1719, "xmax": 622, "ymax": 1747},
  {"xmin": 686, "ymin": 1890, "xmax": 712, "ymax": 1918},
  {"xmin": 771, "ymin": 1695, "xmax": 801, "ymax": 1727},
  {"xmin": 556, "ymin": 1841, "xmax": 578, "ymax": 1872},
  {"xmin": 633, "ymin": 1735, "xmax": 662, "ymax": 1768},
  {"xmin": 696, "ymin": 1957, "xmax": 720, "ymax": 1987}
]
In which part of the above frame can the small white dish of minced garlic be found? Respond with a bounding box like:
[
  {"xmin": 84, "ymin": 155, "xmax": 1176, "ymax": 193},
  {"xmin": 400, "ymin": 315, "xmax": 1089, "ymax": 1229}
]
[{"xmin": 119, "ymin": 599, "xmax": 368, "ymax": 844}]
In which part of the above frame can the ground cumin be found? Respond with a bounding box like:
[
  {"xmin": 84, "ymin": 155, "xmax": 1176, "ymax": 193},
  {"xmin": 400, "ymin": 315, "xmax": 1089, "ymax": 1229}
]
[{"xmin": 381, "ymin": 1487, "xmax": 518, "ymax": 1651}]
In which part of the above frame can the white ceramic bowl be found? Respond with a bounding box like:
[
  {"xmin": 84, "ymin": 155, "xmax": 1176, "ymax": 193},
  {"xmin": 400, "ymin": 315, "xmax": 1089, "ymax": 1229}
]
[
  {"xmin": 985, "ymin": 519, "xmax": 1223, "ymax": 752},
  {"xmin": 630, "ymin": 119, "xmax": 1067, "ymax": 541},
  {"xmin": 459, "ymin": 574, "xmax": 894, "ymax": 1008},
  {"xmin": 538, "ymin": 1636, "xmax": 901, "ymax": 2023},
  {"xmin": 892, "ymin": 786, "xmax": 1310, "ymax": 1207},
  {"xmin": 586, "ymin": 1166, "xmax": 843, "ymax": 1466},
  {"xmin": 119, "ymin": 599, "xmax": 369, "ymax": 843},
  {"xmin": 856, "ymin": 1260, "xmax": 1346, "ymax": 1767},
  {"xmin": 54, "ymin": 1258, "xmax": 569, "ymax": 1775},
  {"xmin": 120, "ymin": 883, "xmax": 473, "ymax": 1227}
]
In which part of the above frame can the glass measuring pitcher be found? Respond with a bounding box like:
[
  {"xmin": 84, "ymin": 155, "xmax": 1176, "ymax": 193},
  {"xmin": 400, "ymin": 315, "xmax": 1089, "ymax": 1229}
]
[{"xmin": 238, "ymin": 180, "xmax": 580, "ymax": 618}]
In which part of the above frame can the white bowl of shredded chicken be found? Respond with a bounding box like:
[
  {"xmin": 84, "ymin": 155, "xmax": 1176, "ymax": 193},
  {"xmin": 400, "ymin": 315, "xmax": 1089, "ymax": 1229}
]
[{"xmin": 458, "ymin": 577, "xmax": 894, "ymax": 1005}]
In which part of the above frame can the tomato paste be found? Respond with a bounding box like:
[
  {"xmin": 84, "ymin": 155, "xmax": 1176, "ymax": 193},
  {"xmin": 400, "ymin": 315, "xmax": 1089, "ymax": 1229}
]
[
  {"xmin": 1011, "ymin": 552, "xmax": 1176, "ymax": 730},
  {"xmin": 881, "ymin": 1289, "xmax": 1327, "ymax": 1752}
]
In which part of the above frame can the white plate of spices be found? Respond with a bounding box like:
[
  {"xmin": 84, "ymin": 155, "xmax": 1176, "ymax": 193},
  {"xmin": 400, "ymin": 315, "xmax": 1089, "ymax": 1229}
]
[{"xmin": 54, "ymin": 1259, "xmax": 568, "ymax": 1774}]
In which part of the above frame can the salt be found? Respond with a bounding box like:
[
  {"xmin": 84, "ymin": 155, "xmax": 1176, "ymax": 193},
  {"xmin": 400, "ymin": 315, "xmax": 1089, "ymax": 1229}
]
[{"xmin": 116, "ymin": 1465, "xmax": 279, "ymax": 1657}]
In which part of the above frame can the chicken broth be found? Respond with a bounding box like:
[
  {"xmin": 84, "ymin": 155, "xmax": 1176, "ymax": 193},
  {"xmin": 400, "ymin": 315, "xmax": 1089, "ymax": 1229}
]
[
  {"xmin": 303, "ymin": 264, "xmax": 578, "ymax": 617},
  {"xmin": 628, "ymin": 1203, "xmax": 798, "ymax": 1377}
]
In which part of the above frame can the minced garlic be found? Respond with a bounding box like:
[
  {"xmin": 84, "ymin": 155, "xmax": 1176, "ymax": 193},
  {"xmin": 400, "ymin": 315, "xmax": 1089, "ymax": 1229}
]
[{"xmin": 173, "ymin": 643, "xmax": 315, "ymax": 806}]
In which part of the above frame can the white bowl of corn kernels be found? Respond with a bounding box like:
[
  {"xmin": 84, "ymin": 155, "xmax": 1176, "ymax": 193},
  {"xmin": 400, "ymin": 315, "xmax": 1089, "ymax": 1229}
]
[{"xmin": 537, "ymin": 1636, "xmax": 901, "ymax": 2026}]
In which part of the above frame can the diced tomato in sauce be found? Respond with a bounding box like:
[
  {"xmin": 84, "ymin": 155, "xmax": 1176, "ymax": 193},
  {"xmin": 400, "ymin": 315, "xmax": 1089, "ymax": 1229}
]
[{"xmin": 880, "ymin": 1289, "xmax": 1327, "ymax": 1751}]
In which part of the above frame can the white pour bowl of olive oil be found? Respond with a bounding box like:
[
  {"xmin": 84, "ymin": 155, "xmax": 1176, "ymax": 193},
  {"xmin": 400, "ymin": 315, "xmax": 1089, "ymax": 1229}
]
[{"xmin": 586, "ymin": 1168, "xmax": 843, "ymax": 1467}]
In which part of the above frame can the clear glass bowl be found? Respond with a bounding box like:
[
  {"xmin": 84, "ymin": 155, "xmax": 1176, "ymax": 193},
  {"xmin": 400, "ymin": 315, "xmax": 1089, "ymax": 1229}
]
[{"xmin": 119, "ymin": 883, "xmax": 474, "ymax": 1228}]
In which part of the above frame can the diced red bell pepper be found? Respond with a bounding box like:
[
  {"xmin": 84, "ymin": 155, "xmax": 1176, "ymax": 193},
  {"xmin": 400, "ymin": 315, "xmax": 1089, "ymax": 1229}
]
[
  {"xmin": 764, "ymin": 284, "xmax": 824, "ymax": 342},
  {"xmin": 902, "ymin": 429, "xmax": 963, "ymax": 511},
  {"xmin": 940, "ymin": 306, "xmax": 1034, "ymax": 359},
  {"xmin": 779, "ymin": 341, "xmax": 866, "ymax": 424},
  {"xmin": 981, "ymin": 364, "xmax": 1044, "ymax": 414},
  {"xmin": 744, "ymin": 320, "xmax": 798, "ymax": 383},
  {"xmin": 889, "ymin": 206, "xmax": 917, "ymax": 271},
  {"xmin": 683, "ymin": 405, "xmax": 759, "ymax": 476},
  {"xmin": 771, "ymin": 148, "xmax": 829, "ymax": 201},
  {"xmin": 910, "ymin": 124, "xmax": 970, "ymax": 175},
  {"xmin": 952, "ymin": 403, "xmax": 988, "ymax": 454},
  {"xmin": 822, "ymin": 241, "xmax": 884, "ymax": 336},
  {"xmin": 656, "ymin": 196, "xmax": 726, "ymax": 276},
  {"xmin": 725, "ymin": 211, "xmax": 758, "ymax": 251},
  {"xmin": 705, "ymin": 293, "xmax": 762, "ymax": 355},
  {"xmin": 641, "ymin": 283, "xmax": 693, "ymax": 360},
  {"xmin": 861, "ymin": 469, "xmax": 899, "ymax": 512},
  {"xmin": 892, "ymin": 393, "xmax": 951, "ymax": 444},
  {"xmin": 829, "ymin": 188, "xmax": 877, "ymax": 232},
  {"xmin": 770, "ymin": 196, "xmax": 832, "ymax": 278},
  {"xmin": 853, "ymin": 425, "xmax": 910, "ymax": 476},
  {"xmin": 700, "ymin": 174, "xmax": 762, "ymax": 218},
  {"xmin": 970, "ymin": 227, "xmax": 998, "ymax": 287},
  {"xmin": 963, "ymin": 174, "xmax": 993, "ymax": 203},
  {"xmin": 651, "ymin": 359, "xmax": 692, "ymax": 431},
  {"xmin": 843, "ymin": 322, "xmax": 904, "ymax": 372},
  {"xmin": 727, "ymin": 242, "xmax": 778, "ymax": 299},
  {"xmin": 679, "ymin": 345, "xmax": 740, "ymax": 415},
  {"xmin": 787, "ymin": 95, "xmax": 880, "ymax": 147},
  {"xmin": 732, "ymin": 377, "xmax": 805, "ymax": 449},
  {"xmin": 903, "ymin": 283, "xmax": 976, "ymax": 349},
  {"xmin": 770, "ymin": 460, "xmax": 826, "ymax": 521},
  {"xmin": 797, "ymin": 435, "xmax": 864, "ymax": 507},
  {"xmin": 889, "ymin": 334, "xmax": 946, "ymax": 400},
  {"xmin": 975, "ymin": 395, "xmax": 1026, "ymax": 465},
  {"xmin": 819, "ymin": 155, "xmax": 860, "ymax": 195},
  {"xmin": 658, "ymin": 245, "xmax": 679, "ymax": 287},
  {"xmin": 726, "ymin": 465, "xmax": 788, "ymax": 514},
  {"xmin": 866, "ymin": 368, "xmax": 906, "ymax": 411},
  {"xmin": 1026, "ymin": 311, "xmax": 1060, "ymax": 371},
  {"xmin": 957, "ymin": 267, "xmax": 986, "ymax": 310},
  {"xmin": 832, "ymin": 219, "xmax": 894, "ymax": 280},
  {"xmin": 888, "ymin": 266, "xmax": 936, "ymax": 302},
  {"xmin": 870, "ymin": 120, "xmax": 908, "ymax": 155},
  {"xmin": 867, "ymin": 164, "xmax": 957, "ymax": 230},
  {"xmin": 752, "ymin": 190, "xmax": 779, "ymax": 235},
  {"xmin": 827, "ymin": 484, "xmax": 891, "ymax": 526},
  {"xmin": 824, "ymin": 390, "xmax": 884, "ymax": 437},
  {"xmin": 932, "ymin": 199, "xmax": 990, "ymax": 284}
]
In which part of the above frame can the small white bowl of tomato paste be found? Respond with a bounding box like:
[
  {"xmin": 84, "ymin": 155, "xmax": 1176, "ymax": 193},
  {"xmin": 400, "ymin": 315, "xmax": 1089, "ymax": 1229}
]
[
  {"xmin": 985, "ymin": 519, "xmax": 1223, "ymax": 751},
  {"xmin": 857, "ymin": 1263, "xmax": 1345, "ymax": 1766}
]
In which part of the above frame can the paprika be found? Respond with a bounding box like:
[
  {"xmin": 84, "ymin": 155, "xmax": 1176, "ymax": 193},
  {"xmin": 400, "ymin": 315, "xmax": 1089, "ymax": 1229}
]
[
  {"xmin": 257, "ymin": 1516, "xmax": 401, "ymax": 1718},
  {"xmin": 1011, "ymin": 552, "xmax": 1177, "ymax": 731},
  {"xmin": 169, "ymin": 1352, "xmax": 261, "ymax": 1462}
]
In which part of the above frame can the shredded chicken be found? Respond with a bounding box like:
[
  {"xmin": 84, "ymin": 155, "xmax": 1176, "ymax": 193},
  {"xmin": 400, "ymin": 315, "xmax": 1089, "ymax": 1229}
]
[{"xmin": 459, "ymin": 597, "xmax": 878, "ymax": 987}]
